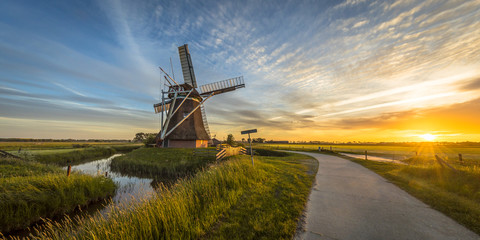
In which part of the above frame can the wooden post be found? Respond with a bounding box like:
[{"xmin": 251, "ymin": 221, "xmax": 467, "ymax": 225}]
[
  {"xmin": 248, "ymin": 133, "xmax": 254, "ymax": 167},
  {"xmin": 458, "ymin": 153, "xmax": 463, "ymax": 162},
  {"xmin": 365, "ymin": 151, "xmax": 368, "ymax": 160},
  {"xmin": 67, "ymin": 165, "xmax": 72, "ymax": 177}
]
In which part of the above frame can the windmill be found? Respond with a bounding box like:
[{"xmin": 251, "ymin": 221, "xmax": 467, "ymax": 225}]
[{"xmin": 153, "ymin": 44, "xmax": 245, "ymax": 148}]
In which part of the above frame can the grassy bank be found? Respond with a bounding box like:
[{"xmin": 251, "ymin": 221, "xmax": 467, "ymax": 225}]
[
  {"xmin": 342, "ymin": 155, "xmax": 480, "ymax": 235},
  {"xmin": 33, "ymin": 145, "xmax": 141, "ymax": 166},
  {"xmin": 0, "ymin": 157, "xmax": 116, "ymax": 234},
  {"xmin": 11, "ymin": 151, "xmax": 317, "ymax": 239},
  {"xmin": 110, "ymin": 147, "xmax": 216, "ymax": 179}
]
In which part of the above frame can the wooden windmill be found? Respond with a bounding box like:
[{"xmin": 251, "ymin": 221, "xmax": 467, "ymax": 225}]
[{"xmin": 153, "ymin": 44, "xmax": 245, "ymax": 148}]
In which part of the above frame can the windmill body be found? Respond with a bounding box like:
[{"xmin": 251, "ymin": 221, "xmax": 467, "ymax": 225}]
[{"xmin": 153, "ymin": 44, "xmax": 245, "ymax": 148}]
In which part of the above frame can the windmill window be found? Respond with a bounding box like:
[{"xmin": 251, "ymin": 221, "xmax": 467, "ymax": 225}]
[{"xmin": 183, "ymin": 112, "xmax": 189, "ymax": 118}]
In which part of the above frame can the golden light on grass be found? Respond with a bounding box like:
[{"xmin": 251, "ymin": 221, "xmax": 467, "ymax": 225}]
[{"xmin": 420, "ymin": 133, "xmax": 437, "ymax": 141}]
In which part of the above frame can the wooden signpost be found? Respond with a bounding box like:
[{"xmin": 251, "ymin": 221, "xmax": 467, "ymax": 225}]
[{"xmin": 241, "ymin": 129, "xmax": 257, "ymax": 166}]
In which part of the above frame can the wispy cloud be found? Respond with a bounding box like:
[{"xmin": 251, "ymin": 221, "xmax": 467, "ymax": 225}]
[{"xmin": 1, "ymin": 0, "xmax": 479, "ymax": 141}]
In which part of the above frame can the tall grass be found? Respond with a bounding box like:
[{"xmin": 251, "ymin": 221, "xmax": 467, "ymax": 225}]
[
  {"xmin": 0, "ymin": 157, "xmax": 116, "ymax": 234},
  {"xmin": 8, "ymin": 152, "xmax": 317, "ymax": 239}
]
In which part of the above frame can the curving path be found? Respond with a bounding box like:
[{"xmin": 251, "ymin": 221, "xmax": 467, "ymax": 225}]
[{"xmin": 294, "ymin": 152, "xmax": 479, "ymax": 240}]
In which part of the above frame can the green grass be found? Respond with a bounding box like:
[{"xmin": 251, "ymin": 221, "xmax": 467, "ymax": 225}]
[
  {"xmin": 0, "ymin": 157, "xmax": 116, "ymax": 234},
  {"xmin": 110, "ymin": 147, "xmax": 217, "ymax": 179},
  {"xmin": 341, "ymin": 154, "xmax": 480, "ymax": 235},
  {"xmin": 9, "ymin": 151, "xmax": 318, "ymax": 240},
  {"xmin": 0, "ymin": 158, "xmax": 60, "ymax": 178}
]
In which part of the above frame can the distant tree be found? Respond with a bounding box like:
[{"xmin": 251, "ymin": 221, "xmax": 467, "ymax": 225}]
[
  {"xmin": 226, "ymin": 134, "xmax": 236, "ymax": 146},
  {"xmin": 143, "ymin": 133, "xmax": 157, "ymax": 147},
  {"xmin": 252, "ymin": 138, "xmax": 265, "ymax": 143},
  {"xmin": 133, "ymin": 132, "xmax": 146, "ymax": 142}
]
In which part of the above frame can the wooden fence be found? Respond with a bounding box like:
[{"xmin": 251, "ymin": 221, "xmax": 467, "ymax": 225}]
[{"xmin": 216, "ymin": 146, "xmax": 247, "ymax": 161}]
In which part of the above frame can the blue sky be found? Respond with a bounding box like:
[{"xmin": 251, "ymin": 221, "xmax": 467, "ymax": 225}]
[{"xmin": 1, "ymin": 0, "xmax": 480, "ymax": 142}]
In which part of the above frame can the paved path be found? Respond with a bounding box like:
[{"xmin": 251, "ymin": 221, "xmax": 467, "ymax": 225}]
[{"xmin": 294, "ymin": 152, "xmax": 479, "ymax": 240}]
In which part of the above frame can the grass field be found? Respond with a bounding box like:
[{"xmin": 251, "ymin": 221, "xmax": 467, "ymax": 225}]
[
  {"xmin": 0, "ymin": 157, "xmax": 116, "ymax": 234},
  {"xmin": 330, "ymin": 153, "xmax": 480, "ymax": 235},
  {"xmin": 5, "ymin": 150, "xmax": 317, "ymax": 240}
]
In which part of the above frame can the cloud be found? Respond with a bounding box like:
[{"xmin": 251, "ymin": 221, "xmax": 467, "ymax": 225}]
[{"xmin": 461, "ymin": 77, "xmax": 480, "ymax": 91}]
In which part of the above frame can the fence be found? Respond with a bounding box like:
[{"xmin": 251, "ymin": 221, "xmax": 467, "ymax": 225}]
[
  {"xmin": 193, "ymin": 146, "xmax": 247, "ymax": 162},
  {"xmin": 216, "ymin": 146, "xmax": 247, "ymax": 161},
  {"xmin": 318, "ymin": 146, "xmax": 477, "ymax": 163}
]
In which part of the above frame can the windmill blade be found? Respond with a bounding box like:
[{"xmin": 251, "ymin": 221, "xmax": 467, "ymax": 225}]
[
  {"xmin": 199, "ymin": 76, "xmax": 245, "ymax": 96},
  {"xmin": 153, "ymin": 99, "xmax": 172, "ymax": 113},
  {"xmin": 178, "ymin": 44, "xmax": 197, "ymax": 88}
]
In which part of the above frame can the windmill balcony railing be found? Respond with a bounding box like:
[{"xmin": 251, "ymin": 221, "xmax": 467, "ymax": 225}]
[{"xmin": 200, "ymin": 76, "xmax": 245, "ymax": 95}]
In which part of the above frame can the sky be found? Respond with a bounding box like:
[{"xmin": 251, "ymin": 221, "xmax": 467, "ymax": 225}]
[{"xmin": 1, "ymin": 0, "xmax": 479, "ymax": 142}]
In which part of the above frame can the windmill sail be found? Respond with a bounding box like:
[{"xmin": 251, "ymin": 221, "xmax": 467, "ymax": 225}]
[
  {"xmin": 178, "ymin": 44, "xmax": 197, "ymax": 88},
  {"xmin": 199, "ymin": 76, "xmax": 245, "ymax": 96}
]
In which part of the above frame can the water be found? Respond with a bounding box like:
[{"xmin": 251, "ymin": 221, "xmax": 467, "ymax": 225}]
[{"xmin": 340, "ymin": 153, "xmax": 408, "ymax": 165}]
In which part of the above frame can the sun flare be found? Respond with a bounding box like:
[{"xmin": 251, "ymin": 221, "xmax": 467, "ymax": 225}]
[{"xmin": 419, "ymin": 133, "xmax": 436, "ymax": 141}]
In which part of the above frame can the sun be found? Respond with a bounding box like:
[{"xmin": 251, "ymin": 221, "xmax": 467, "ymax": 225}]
[{"xmin": 419, "ymin": 133, "xmax": 436, "ymax": 141}]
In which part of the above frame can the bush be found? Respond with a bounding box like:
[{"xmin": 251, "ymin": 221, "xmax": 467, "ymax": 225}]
[{"xmin": 254, "ymin": 149, "xmax": 289, "ymax": 157}]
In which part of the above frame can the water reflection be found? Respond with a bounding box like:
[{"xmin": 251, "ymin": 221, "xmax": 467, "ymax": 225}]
[{"xmin": 67, "ymin": 154, "xmax": 155, "ymax": 207}]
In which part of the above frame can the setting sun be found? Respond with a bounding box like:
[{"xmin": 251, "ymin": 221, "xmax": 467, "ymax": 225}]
[{"xmin": 420, "ymin": 134, "xmax": 437, "ymax": 141}]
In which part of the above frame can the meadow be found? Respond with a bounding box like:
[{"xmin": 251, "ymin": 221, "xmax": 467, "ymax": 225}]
[
  {"xmin": 0, "ymin": 157, "xmax": 116, "ymax": 234},
  {"xmin": 2, "ymin": 150, "xmax": 318, "ymax": 239}
]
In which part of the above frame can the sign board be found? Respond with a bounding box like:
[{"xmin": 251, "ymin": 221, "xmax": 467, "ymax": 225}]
[{"xmin": 241, "ymin": 129, "xmax": 257, "ymax": 135}]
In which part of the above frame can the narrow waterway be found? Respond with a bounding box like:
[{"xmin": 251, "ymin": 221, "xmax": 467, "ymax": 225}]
[
  {"xmin": 339, "ymin": 153, "xmax": 408, "ymax": 165},
  {"xmin": 68, "ymin": 154, "xmax": 156, "ymax": 208},
  {"xmin": 5, "ymin": 154, "xmax": 158, "ymax": 239}
]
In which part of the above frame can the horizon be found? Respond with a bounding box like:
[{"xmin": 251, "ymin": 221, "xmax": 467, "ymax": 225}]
[{"xmin": 1, "ymin": 0, "xmax": 480, "ymax": 142}]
